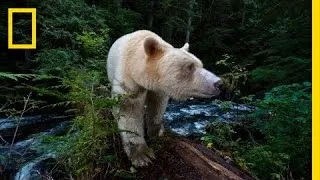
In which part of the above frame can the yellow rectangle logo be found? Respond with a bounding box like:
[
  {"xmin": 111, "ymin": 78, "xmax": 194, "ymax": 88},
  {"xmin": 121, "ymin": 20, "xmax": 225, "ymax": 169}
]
[{"xmin": 8, "ymin": 8, "xmax": 37, "ymax": 49}]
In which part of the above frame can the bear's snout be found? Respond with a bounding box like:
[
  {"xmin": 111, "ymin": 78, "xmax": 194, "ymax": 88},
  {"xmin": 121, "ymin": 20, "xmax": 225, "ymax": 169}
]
[
  {"xmin": 213, "ymin": 79, "xmax": 223, "ymax": 89},
  {"xmin": 212, "ymin": 79, "xmax": 223, "ymax": 95},
  {"xmin": 200, "ymin": 69, "xmax": 222, "ymax": 97},
  {"xmin": 209, "ymin": 78, "xmax": 222, "ymax": 96}
]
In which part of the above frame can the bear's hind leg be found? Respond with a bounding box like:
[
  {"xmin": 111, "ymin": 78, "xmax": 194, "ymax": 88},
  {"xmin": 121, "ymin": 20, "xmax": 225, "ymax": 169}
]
[
  {"xmin": 118, "ymin": 92, "xmax": 155, "ymax": 167},
  {"xmin": 145, "ymin": 91, "xmax": 169, "ymax": 138}
]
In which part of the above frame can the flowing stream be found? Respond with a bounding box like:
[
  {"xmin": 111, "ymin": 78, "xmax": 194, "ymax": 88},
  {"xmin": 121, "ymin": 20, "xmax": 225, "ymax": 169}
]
[{"xmin": 0, "ymin": 100, "xmax": 254, "ymax": 179}]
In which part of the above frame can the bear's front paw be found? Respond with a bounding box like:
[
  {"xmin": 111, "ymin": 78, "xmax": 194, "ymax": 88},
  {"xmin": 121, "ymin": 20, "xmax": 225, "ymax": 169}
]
[{"xmin": 129, "ymin": 144, "xmax": 155, "ymax": 167}]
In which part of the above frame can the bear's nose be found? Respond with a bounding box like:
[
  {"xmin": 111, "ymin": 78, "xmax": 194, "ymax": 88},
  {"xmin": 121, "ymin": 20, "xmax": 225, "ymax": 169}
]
[{"xmin": 214, "ymin": 80, "xmax": 223, "ymax": 89}]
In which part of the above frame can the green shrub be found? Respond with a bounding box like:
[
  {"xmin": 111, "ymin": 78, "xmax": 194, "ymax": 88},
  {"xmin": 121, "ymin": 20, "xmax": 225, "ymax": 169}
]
[
  {"xmin": 250, "ymin": 56, "xmax": 311, "ymax": 88},
  {"xmin": 76, "ymin": 29, "xmax": 110, "ymax": 58},
  {"xmin": 249, "ymin": 82, "xmax": 311, "ymax": 179},
  {"xmin": 37, "ymin": 0, "xmax": 110, "ymax": 49},
  {"xmin": 201, "ymin": 122, "xmax": 240, "ymax": 150},
  {"xmin": 242, "ymin": 146, "xmax": 290, "ymax": 180},
  {"xmin": 56, "ymin": 69, "xmax": 121, "ymax": 178},
  {"xmin": 36, "ymin": 49, "xmax": 81, "ymax": 77},
  {"xmin": 202, "ymin": 82, "xmax": 311, "ymax": 180}
]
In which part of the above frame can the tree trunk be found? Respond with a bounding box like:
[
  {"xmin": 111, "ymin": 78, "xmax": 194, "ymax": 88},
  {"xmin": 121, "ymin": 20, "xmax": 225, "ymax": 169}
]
[
  {"xmin": 161, "ymin": 23, "xmax": 173, "ymax": 43},
  {"xmin": 241, "ymin": 1, "xmax": 246, "ymax": 28},
  {"xmin": 186, "ymin": 17, "xmax": 192, "ymax": 43},
  {"xmin": 23, "ymin": 50, "xmax": 31, "ymax": 72},
  {"xmin": 147, "ymin": 0, "xmax": 154, "ymax": 28},
  {"xmin": 185, "ymin": 0, "xmax": 195, "ymax": 43},
  {"xmin": 167, "ymin": 25, "xmax": 173, "ymax": 43}
]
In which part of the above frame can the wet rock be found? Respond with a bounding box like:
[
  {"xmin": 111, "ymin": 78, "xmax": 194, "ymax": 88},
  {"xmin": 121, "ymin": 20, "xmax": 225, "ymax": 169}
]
[
  {"xmin": 0, "ymin": 147, "xmax": 37, "ymax": 179},
  {"xmin": 14, "ymin": 153, "xmax": 57, "ymax": 180},
  {"xmin": 0, "ymin": 121, "xmax": 71, "ymax": 179}
]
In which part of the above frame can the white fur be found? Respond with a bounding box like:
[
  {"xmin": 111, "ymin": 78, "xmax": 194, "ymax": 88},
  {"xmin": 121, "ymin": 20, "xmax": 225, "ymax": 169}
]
[{"xmin": 106, "ymin": 30, "xmax": 222, "ymax": 167}]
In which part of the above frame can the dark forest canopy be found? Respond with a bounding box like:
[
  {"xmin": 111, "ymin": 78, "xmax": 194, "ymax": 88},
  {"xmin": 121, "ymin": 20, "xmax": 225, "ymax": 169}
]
[
  {"xmin": 0, "ymin": 0, "xmax": 311, "ymax": 179},
  {"xmin": 0, "ymin": 0, "xmax": 311, "ymax": 96}
]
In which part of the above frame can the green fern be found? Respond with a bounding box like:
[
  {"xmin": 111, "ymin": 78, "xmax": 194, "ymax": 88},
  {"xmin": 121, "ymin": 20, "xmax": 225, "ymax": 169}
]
[{"xmin": 0, "ymin": 72, "xmax": 36, "ymax": 81}]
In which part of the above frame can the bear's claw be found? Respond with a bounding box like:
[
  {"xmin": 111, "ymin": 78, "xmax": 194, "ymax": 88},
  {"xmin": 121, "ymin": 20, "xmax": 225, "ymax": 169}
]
[
  {"xmin": 132, "ymin": 155, "xmax": 152, "ymax": 167},
  {"xmin": 130, "ymin": 144, "xmax": 155, "ymax": 167}
]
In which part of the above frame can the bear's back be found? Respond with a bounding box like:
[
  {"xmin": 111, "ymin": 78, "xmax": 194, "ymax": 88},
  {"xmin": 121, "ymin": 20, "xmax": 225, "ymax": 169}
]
[{"xmin": 107, "ymin": 30, "xmax": 173, "ymax": 95}]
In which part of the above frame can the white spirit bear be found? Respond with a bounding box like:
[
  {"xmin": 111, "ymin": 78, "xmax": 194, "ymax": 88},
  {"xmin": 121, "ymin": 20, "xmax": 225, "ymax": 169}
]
[{"xmin": 107, "ymin": 30, "xmax": 222, "ymax": 167}]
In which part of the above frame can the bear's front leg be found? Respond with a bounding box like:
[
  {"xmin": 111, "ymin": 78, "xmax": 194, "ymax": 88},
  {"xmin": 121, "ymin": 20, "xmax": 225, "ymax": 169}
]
[
  {"xmin": 118, "ymin": 92, "xmax": 155, "ymax": 167},
  {"xmin": 145, "ymin": 91, "xmax": 169, "ymax": 138}
]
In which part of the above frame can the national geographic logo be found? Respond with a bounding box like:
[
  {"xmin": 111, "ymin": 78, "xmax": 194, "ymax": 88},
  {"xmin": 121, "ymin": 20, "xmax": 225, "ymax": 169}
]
[{"xmin": 8, "ymin": 8, "xmax": 36, "ymax": 49}]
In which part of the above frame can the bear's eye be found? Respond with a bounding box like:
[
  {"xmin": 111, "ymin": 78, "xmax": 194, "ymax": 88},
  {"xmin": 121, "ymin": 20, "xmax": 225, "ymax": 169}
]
[{"xmin": 187, "ymin": 63, "xmax": 195, "ymax": 72}]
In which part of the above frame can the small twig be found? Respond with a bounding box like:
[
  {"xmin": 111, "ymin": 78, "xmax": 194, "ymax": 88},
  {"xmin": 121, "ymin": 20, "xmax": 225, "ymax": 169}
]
[
  {"xmin": 0, "ymin": 101, "xmax": 9, "ymax": 112},
  {"xmin": 5, "ymin": 92, "xmax": 32, "ymax": 175},
  {"xmin": 0, "ymin": 135, "xmax": 9, "ymax": 145},
  {"xmin": 11, "ymin": 92, "xmax": 32, "ymax": 146},
  {"xmin": 90, "ymin": 78, "xmax": 96, "ymax": 140}
]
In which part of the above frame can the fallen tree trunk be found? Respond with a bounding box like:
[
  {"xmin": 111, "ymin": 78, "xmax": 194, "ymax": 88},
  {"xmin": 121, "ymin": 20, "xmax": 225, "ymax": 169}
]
[
  {"xmin": 136, "ymin": 136, "xmax": 255, "ymax": 180},
  {"xmin": 170, "ymin": 137, "xmax": 255, "ymax": 180}
]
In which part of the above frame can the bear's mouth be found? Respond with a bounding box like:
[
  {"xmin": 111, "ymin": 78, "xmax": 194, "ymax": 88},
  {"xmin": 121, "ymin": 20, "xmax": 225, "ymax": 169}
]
[
  {"xmin": 188, "ymin": 91, "xmax": 220, "ymax": 99},
  {"xmin": 169, "ymin": 89, "xmax": 221, "ymax": 100}
]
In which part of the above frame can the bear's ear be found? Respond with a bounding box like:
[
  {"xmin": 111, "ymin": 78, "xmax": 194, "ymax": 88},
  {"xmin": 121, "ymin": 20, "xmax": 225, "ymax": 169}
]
[
  {"xmin": 181, "ymin": 43, "xmax": 189, "ymax": 51},
  {"xmin": 144, "ymin": 37, "xmax": 162, "ymax": 57}
]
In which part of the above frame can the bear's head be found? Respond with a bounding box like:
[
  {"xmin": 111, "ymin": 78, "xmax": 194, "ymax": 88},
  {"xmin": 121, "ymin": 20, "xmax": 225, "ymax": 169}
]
[{"xmin": 144, "ymin": 37, "xmax": 223, "ymax": 100}]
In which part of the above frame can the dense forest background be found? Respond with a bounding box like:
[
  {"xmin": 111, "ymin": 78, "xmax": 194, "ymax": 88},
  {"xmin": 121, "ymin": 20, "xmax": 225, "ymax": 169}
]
[{"xmin": 0, "ymin": 0, "xmax": 311, "ymax": 179}]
